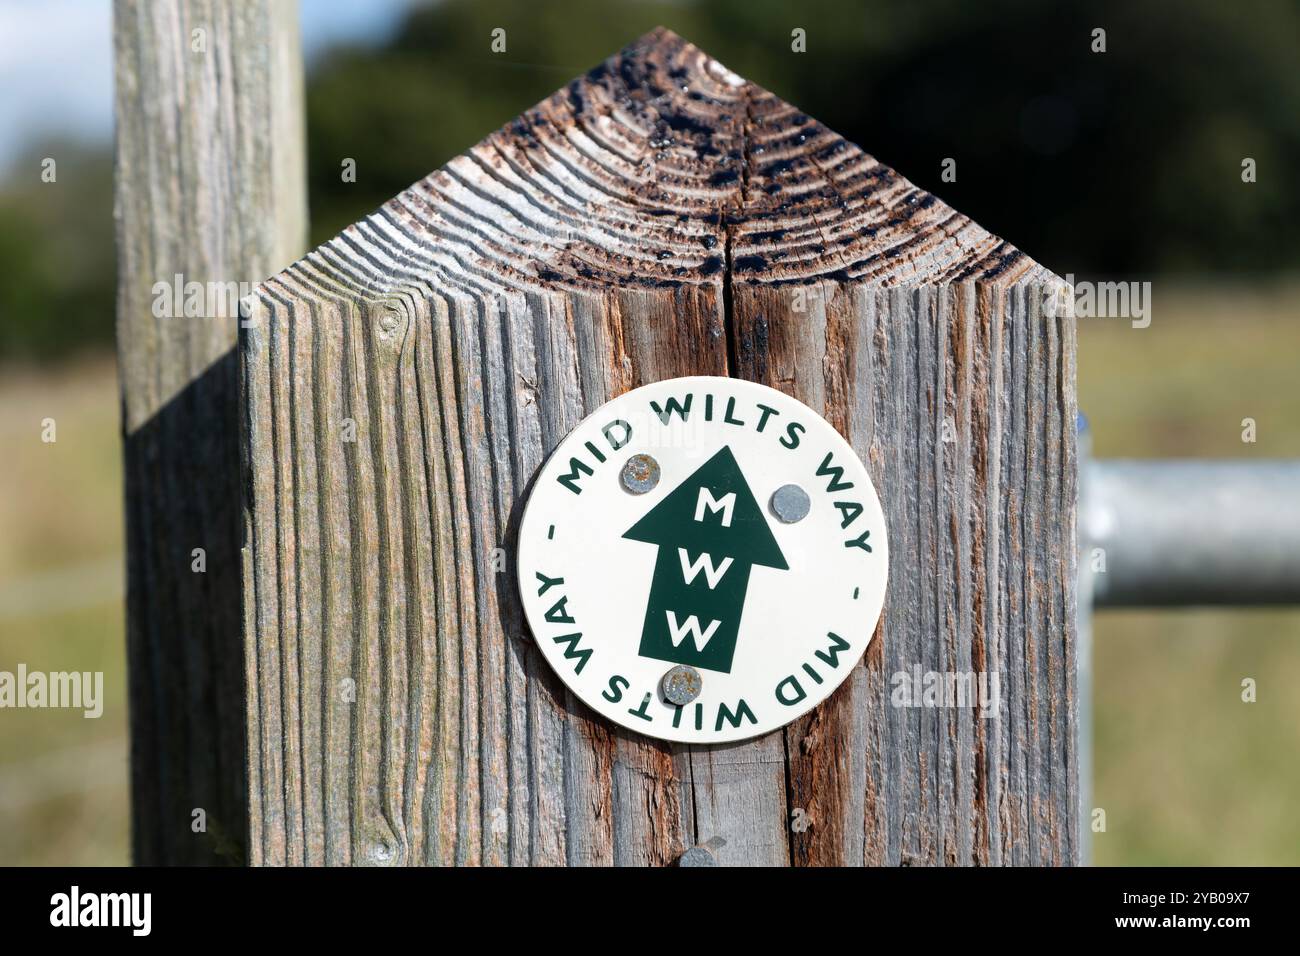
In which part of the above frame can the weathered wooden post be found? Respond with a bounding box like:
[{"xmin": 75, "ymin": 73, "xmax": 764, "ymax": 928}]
[
  {"xmin": 240, "ymin": 28, "xmax": 1077, "ymax": 866},
  {"xmin": 114, "ymin": 0, "xmax": 306, "ymax": 864}
]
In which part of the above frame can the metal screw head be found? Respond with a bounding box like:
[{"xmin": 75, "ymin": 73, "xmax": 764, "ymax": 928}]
[
  {"xmin": 679, "ymin": 846, "xmax": 717, "ymax": 867},
  {"xmin": 770, "ymin": 484, "xmax": 811, "ymax": 523},
  {"xmin": 621, "ymin": 454, "xmax": 661, "ymax": 494},
  {"xmin": 661, "ymin": 664, "xmax": 702, "ymax": 706}
]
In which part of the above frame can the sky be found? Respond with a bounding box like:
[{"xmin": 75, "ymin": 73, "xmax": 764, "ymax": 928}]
[{"xmin": 0, "ymin": 0, "xmax": 424, "ymax": 175}]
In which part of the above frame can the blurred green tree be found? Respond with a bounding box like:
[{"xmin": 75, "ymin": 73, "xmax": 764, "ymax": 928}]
[{"xmin": 0, "ymin": 142, "xmax": 115, "ymax": 360}]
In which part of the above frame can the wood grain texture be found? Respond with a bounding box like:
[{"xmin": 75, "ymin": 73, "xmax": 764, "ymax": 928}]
[
  {"xmin": 240, "ymin": 28, "xmax": 1076, "ymax": 866},
  {"xmin": 114, "ymin": 0, "xmax": 306, "ymax": 864}
]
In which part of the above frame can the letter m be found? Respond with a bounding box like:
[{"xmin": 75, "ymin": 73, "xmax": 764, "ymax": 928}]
[
  {"xmin": 694, "ymin": 487, "xmax": 735, "ymax": 527},
  {"xmin": 101, "ymin": 894, "xmax": 130, "ymax": 926},
  {"xmin": 1098, "ymin": 281, "xmax": 1129, "ymax": 318},
  {"xmin": 814, "ymin": 631, "xmax": 852, "ymax": 670},
  {"xmin": 557, "ymin": 457, "xmax": 593, "ymax": 495}
]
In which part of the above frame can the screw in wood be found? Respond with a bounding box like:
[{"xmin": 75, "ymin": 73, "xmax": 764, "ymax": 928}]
[
  {"xmin": 620, "ymin": 453, "xmax": 661, "ymax": 494},
  {"xmin": 660, "ymin": 664, "xmax": 702, "ymax": 706},
  {"xmin": 770, "ymin": 483, "xmax": 811, "ymax": 523},
  {"xmin": 678, "ymin": 846, "xmax": 717, "ymax": 867},
  {"xmin": 679, "ymin": 835, "xmax": 726, "ymax": 866}
]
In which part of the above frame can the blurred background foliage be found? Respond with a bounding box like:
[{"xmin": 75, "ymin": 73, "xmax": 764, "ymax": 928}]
[
  {"xmin": 305, "ymin": 0, "xmax": 1299, "ymax": 270},
  {"xmin": 0, "ymin": 141, "xmax": 114, "ymax": 359},
  {"xmin": 0, "ymin": 0, "xmax": 1296, "ymax": 865},
  {"xmin": 3, "ymin": 0, "xmax": 1299, "ymax": 358}
]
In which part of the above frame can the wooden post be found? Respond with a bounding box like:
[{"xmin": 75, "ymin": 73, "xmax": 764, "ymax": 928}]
[
  {"xmin": 114, "ymin": 0, "xmax": 306, "ymax": 864},
  {"xmin": 240, "ymin": 28, "xmax": 1077, "ymax": 866}
]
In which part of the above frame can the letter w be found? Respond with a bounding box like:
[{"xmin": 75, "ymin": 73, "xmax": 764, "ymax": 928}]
[
  {"xmin": 678, "ymin": 548, "xmax": 733, "ymax": 588},
  {"xmin": 665, "ymin": 611, "xmax": 721, "ymax": 651}
]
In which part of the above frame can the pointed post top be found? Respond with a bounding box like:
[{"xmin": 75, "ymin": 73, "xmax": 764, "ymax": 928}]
[{"xmin": 259, "ymin": 27, "xmax": 1055, "ymax": 308}]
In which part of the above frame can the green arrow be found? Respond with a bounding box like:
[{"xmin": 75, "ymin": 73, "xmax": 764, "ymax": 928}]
[{"xmin": 623, "ymin": 446, "xmax": 787, "ymax": 674}]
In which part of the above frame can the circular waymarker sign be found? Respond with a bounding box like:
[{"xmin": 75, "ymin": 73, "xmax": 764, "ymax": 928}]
[{"xmin": 516, "ymin": 376, "xmax": 888, "ymax": 744}]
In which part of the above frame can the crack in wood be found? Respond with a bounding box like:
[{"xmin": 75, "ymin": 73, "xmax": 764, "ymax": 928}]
[{"xmin": 234, "ymin": 27, "xmax": 1077, "ymax": 867}]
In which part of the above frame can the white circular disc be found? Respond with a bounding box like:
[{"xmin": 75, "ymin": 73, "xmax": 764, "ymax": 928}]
[{"xmin": 516, "ymin": 376, "xmax": 888, "ymax": 744}]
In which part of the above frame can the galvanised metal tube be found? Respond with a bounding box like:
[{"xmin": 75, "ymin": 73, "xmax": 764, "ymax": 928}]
[{"xmin": 1084, "ymin": 460, "xmax": 1300, "ymax": 606}]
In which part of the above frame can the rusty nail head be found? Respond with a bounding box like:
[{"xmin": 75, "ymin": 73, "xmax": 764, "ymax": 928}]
[
  {"xmin": 621, "ymin": 453, "xmax": 661, "ymax": 494},
  {"xmin": 661, "ymin": 664, "xmax": 702, "ymax": 706}
]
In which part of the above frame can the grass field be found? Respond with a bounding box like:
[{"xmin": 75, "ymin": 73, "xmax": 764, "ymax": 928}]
[
  {"xmin": 1079, "ymin": 279, "xmax": 1300, "ymax": 865},
  {"xmin": 0, "ymin": 280, "xmax": 1295, "ymax": 866},
  {"xmin": 0, "ymin": 354, "xmax": 127, "ymax": 866}
]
